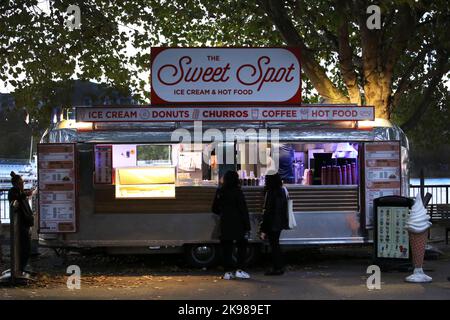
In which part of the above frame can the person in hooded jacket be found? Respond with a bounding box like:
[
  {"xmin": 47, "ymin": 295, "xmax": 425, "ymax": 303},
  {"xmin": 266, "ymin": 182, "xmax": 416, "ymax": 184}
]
[
  {"xmin": 260, "ymin": 172, "xmax": 289, "ymax": 275},
  {"xmin": 8, "ymin": 171, "xmax": 35, "ymax": 274},
  {"xmin": 212, "ymin": 170, "xmax": 251, "ymax": 280}
]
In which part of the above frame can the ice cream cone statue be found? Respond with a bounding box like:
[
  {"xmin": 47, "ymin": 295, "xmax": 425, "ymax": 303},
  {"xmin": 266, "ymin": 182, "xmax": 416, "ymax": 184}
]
[{"xmin": 405, "ymin": 194, "xmax": 432, "ymax": 283}]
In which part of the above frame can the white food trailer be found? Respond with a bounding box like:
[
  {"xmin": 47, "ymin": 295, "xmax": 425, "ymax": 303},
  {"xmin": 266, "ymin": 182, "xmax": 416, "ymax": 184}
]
[{"xmin": 36, "ymin": 48, "xmax": 409, "ymax": 266}]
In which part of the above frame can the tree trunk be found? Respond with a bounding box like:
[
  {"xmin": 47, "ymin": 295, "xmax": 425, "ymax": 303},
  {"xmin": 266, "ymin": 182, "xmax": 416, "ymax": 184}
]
[
  {"xmin": 365, "ymin": 75, "xmax": 392, "ymax": 119},
  {"xmin": 336, "ymin": 0, "xmax": 361, "ymax": 105},
  {"xmin": 358, "ymin": 2, "xmax": 392, "ymax": 120}
]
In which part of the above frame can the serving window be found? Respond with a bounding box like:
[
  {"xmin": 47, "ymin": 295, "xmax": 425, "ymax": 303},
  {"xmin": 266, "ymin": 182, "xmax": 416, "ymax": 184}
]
[
  {"xmin": 94, "ymin": 141, "xmax": 361, "ymax": 200},
  {"xmin": 236, "ymin": 142, "xmax": 360, "ymax": 186},
  {"xmin": 94, "ymin": 143, "xmax": 219, "ymax": 199}
]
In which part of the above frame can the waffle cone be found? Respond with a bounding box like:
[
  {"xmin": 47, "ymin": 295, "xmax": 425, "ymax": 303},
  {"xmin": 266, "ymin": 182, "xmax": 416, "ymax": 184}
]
[{"xmin": 408, "ymin": 230, "xmax": 428, "ymax": 268}]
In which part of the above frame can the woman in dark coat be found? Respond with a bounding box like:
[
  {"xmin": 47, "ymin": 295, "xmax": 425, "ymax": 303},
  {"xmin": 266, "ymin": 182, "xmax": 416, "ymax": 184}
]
[
  {"xmin": 260, "ymin": 172, "xmax": 289, "ymax": 275},
  {"xmin": 8, "ymin": 171, "xmax": 35, "ymax": 274},
  {"xmin": 212, "ymin": 170, "xmax": 251, "ymax": 280}
]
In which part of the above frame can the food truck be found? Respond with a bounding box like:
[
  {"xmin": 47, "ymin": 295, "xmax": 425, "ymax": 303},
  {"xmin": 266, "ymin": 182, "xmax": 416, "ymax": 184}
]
[{"xmin": 36, "ymin": 48, "xmax": 410, "ymax": 266}]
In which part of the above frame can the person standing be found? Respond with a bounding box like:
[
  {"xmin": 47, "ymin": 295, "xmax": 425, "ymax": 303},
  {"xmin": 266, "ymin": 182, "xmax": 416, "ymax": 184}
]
[
  {"xmin": 212, "ymin": 170, "xmax": 251, "ymax": 280},
  {"xmin": 8, "ymin": 172, "xmax": 35, "ymax": 274},
  {"xmin": 260, "ymin": 172, "xmax": 289, "ymax": 275}
]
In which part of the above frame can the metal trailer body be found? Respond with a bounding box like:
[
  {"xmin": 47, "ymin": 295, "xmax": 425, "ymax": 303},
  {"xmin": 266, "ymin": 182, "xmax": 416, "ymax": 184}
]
[{"xmin": 38, "ymin": 120, "xmax": 410, "ymax": 263}]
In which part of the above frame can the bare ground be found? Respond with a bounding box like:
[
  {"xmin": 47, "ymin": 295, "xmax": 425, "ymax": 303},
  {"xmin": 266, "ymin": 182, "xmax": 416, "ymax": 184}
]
[{"xmin": 0, "ymin": 243, "xmax": 449, "ymax": 300}]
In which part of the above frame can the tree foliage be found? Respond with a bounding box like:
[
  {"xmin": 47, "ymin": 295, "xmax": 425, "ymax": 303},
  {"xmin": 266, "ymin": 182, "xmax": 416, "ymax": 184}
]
[
  {"xmin": 0, "ymin": 108, "xmax": 32, "ymax": 159},
  {"xmin": 0, "ymin": 0, "xmax": 449, "ymax": 139}
]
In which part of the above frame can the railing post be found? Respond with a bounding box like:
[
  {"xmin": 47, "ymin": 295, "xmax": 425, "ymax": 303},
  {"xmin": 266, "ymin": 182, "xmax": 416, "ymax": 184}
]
[
  {"xmin": 445, "ymin": 186, "xmax": 449, "ymax": 204},
  {"xmin": 420, "ymin": 168, "xmax": 425, "ymax": 202}
]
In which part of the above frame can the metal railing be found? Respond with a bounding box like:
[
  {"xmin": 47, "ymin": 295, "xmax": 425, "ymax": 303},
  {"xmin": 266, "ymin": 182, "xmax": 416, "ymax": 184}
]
[
  {"xmin": 409, "ymin": 184, "xmax": 450, "ymax": 222},
  {"xmin": 409, "ymin": 184, "xmax": 449, "ymax": 205},
  {"xmin": 1, "ymin": 189, "xmax": 10, "ymax": 222},
  {"xmin": 1, "ymin": 188, "xmax": 36, "ymax": 223}
]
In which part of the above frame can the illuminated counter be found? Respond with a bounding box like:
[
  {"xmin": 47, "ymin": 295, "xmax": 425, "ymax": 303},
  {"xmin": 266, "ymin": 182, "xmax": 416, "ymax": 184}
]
[{"xmin": 115, "ymin": 166, "xmax": 176, "ymax": 199}]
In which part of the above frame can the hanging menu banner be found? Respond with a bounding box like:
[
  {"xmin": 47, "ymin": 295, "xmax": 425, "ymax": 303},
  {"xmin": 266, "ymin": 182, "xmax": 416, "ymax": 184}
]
[
  {"xmin": 38, "ymin": 143, "xmax": 77, "ymax": 233},
  {"xmin": 76, "ymin": 105, "xmax": 375, "ymax": 122},
  {"xmin": 364, "ymin": 142, "xmax": 401, "ymax": 228},
  {"xmin": 151, "ymin": 47, "xmax": 301, "ymax": 104},
  {"xmin": 94, "ymin": 145, "xmax": 113, "ymax": 184}
]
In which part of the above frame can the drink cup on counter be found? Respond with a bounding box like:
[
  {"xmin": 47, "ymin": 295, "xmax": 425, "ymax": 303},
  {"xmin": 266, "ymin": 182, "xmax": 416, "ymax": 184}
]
[
  {"xmin": 346, "ymin": 164, "xmax": 352, "ymax": 185},
  {"xmin": 405, "ymin": 194, "xmax": 433, "ymax": 283},
  {"xmin": 337, "ymin": 166, "xmax": 342, "ymax": 185},
  {"xmin": 321, "ymin": 166, "xmax": 326, "ymax": 185},
  {"xmin": 326, "ymin": 165, "xmax": 332, "ymax": 185},
  {"xmin": 308, "ymin": 169, "xmax": 314, "ymax": 185},
  {"xmin": 303, "ymin": 169, "xmax": 313, "ymax": 185},
  {"xmin": 342, "ymin": 165, "xmax": 347, "ymax": 185},
  {"xmin": 351, "ymin": 163, "xmax": 357, "ymax": 184},
  {"xmin": 332, "ymin": 166, "xmax": 337, "ymax": 185}
]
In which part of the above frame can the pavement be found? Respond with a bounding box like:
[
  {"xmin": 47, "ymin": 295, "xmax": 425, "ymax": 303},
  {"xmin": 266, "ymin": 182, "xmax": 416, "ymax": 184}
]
[{"xmin": 1, "ymin": 243, "xmax": 449, "ymax": 300}]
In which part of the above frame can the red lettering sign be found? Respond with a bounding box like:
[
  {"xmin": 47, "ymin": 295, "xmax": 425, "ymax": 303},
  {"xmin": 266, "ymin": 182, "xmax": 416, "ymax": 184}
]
[{"xmin": 151, "ymin": 48, "xmax": 301, "ymax": 104}]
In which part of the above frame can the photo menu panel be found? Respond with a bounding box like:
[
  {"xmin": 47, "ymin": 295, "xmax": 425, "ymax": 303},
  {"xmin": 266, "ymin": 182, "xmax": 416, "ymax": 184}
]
[
  {"xmin": 38, "ymin": 143, "xmax": 77, "ymax": 233},
  {"xmin": 94, "ymin": 145, "xmax": 112, "ymax": 184},
  {"xmin": 364, "ymin": 142, "xmax": 401, "ymax": 228}
]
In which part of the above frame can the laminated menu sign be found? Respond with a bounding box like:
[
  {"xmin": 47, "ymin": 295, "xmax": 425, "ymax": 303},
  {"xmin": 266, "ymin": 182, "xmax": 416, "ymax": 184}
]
[
  {"xmin": 376, "ymin": 206, "xmax": 409, "ymax": 259},
  {"xmin": 94, "ymin": 145, "xmax": 112, "ymax": 184},
  {"xmin": 38, "ymin": 143, "xmax": 77, "ymax": 233},
  {"xmin": 364, "ymin": 142, "xmax": 401, "ymax": 228}
]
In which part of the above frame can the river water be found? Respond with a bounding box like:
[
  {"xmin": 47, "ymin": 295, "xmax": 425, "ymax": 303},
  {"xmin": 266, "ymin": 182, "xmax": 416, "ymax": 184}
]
[{"xmin": 410, "ymin": 178, "xmax": 450, "ymax": 185}]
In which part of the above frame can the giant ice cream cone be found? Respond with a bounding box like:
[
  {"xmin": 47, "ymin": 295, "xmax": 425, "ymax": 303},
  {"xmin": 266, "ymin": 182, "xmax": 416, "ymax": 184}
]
[
  {"xmin": 409, "ymin": 231, "xmax": 428, "ymax": 268},
  {"xmin": 405, "ymin": 194, "xmax": 432, "ymax": 283}
]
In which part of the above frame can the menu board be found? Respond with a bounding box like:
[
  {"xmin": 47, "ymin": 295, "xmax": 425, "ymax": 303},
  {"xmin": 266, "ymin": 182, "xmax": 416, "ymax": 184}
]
[
  {"xmin": 38, "ymin": 144, "xmax": 77, "ymax": 233},
  {"xmin": 94, "ymin": 145, "xmax": 112, "ymax": 184},
  {"xmin": 376, "ymin": 206, "xmax": 409, "ymax": 259},
  {"xmin": 364, "ymin": 142, "xmax": 401, "ymax": 228}
]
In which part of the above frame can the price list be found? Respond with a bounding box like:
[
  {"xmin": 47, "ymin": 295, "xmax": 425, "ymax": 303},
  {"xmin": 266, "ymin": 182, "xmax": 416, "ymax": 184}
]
[
  {"xmin": 364, "ymin": 142, "xmax": 401, "ymax": 228},
  {"xmin": 38, "ymin": 144, "xmax": 77, "ymax": 233}
]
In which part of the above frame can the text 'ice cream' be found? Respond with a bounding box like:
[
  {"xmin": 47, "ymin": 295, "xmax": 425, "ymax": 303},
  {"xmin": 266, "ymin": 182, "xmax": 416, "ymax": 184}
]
[{"xmin": 406, "ymin": 194, "xmax": 432, "ymax": 233}]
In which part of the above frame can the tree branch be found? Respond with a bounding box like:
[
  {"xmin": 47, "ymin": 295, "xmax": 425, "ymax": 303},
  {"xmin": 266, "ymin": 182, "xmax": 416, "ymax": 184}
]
[
  {"xmin": 400, "ymin": 55, "xmax": 450, "ymax": 132},
  {"xmin": 336, "ymin": 0, "xmax": 361, "ymax": 105},
  {"xmin": 389, "ymin": 43, "xmax": 434, "ymax": 113},
  {"xmin": 357, "ymin": 1, "xmax": 386, "ymax": 116},
  {"xmin": 291, "ymin": 0, "xmax": 340, "ymax": 52},
  {"xmin": 383, "ymin": 4, "xmax": 417, "ymax": 75},
  {"xmin": 292, "ymin": 0, "xmax": 363, "ymax": 71},
  {"xmin": 258, "ymin": 0, "xmax": 349, "ymax": 103}
]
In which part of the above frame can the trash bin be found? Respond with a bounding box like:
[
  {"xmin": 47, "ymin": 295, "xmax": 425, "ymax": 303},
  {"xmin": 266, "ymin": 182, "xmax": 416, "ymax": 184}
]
[{"xmin": 373, "ymin": 195, "xmax": 414, "ymax": 271}]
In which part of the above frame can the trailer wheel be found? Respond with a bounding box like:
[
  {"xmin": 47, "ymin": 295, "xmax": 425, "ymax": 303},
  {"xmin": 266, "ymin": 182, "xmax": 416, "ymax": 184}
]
[
  {"xmin": 232, "ymin": 243, "xmax": 260, "ymax": 266},
  {"xmin": 185, "ymin": 244, "xmax": 218, "ymax": 268}
]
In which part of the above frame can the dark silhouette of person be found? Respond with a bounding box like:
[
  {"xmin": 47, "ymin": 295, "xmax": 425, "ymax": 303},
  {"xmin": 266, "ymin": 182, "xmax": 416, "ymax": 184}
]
[
  {"xmin": 8, "ymin": 171, "xmax": 35, "ymax": 274},
  {"xmin": 212, "ymin": 170, "xmax": 251, "ymax": 280},
  {"xmin": 260, "ymin": 172, "xmax": 289, "ymax": 275},
  {"xmin": 278, "ymin": 144, "xmax": 295, "ymax": 184}
]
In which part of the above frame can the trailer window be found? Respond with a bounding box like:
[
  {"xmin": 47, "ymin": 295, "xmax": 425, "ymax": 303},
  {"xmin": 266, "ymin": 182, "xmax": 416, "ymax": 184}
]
[
  {"xmin": 173, "ymin": 143, "xmax": 219, "ymax": 186},
  {"xmin": 137, "ymin": 145, "xmax": 171, "ymax": 166},
  {"xmin": 95, "ymin": 142, "xmax": 219, "ymax": 198},
  {"xmin": 236, "ymin": 142, "xmax": 360, "ymax": 186}
]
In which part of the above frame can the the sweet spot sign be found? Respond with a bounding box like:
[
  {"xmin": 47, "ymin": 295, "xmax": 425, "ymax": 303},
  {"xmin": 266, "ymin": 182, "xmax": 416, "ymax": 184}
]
[{"xmin": 151, "ymin": 47, "xmax": 301, "ymax": 104}]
